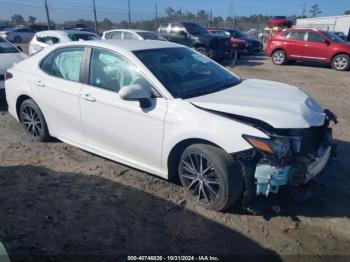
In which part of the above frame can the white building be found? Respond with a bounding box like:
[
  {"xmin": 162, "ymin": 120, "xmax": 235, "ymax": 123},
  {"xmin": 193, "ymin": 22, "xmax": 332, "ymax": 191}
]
[{"xmin": 296, "ymin": 15, "xmax": 350, "ymax": 35}]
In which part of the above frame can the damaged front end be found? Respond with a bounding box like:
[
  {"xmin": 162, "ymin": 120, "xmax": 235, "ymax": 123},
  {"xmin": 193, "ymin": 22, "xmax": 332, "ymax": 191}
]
[{"xmin": 234, "ymin": 109, "xmax": 337, "ymax": 205}]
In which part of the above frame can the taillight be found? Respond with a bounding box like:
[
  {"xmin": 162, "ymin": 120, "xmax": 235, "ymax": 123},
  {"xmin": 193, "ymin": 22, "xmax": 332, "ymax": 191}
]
[{"xmin": 5, "ymin": 71, "xmax": 13, "ymax": 81}]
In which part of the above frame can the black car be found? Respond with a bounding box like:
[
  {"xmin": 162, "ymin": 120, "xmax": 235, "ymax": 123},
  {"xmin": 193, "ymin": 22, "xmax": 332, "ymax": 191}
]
[
  {"xmin": 212, "ymin": 28, "xmax": 263, "ymax": 55},
  {"xmin": 158, "ymin": 22, "xmax": 232, "ymax": 61}
]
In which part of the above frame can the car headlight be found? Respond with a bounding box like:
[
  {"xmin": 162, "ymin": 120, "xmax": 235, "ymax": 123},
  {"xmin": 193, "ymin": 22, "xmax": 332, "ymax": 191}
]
[{"xmin": 242, "ymin": 135, "xmax": 290, "ymax": 157}]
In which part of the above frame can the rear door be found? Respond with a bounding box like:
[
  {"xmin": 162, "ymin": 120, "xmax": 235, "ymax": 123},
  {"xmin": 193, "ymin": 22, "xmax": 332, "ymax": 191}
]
[
  {"xmin": 304, "ymin": 31, "xmax": 329, "ymax": 62},
  {"xmin": 285, "ymin": 31, "xmax": 306, "ymax": 59},
  {"xmin": 32, "ymin": 47, "xmax": 85, "ymax": 142}
]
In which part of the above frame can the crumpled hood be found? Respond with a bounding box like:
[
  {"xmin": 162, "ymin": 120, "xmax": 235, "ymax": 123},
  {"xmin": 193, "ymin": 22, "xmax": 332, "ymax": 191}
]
[
  {"xmin": 0, "ymin": 52, "xmax": 27, "ymax": 74},
  {"xmin": 188, "ymin": 79, "xmax": 326, "ymax": 129}
]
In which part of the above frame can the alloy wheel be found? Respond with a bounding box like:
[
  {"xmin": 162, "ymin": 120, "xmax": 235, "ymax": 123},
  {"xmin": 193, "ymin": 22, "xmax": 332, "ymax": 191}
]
[
  {"xmin": 334, "ymin": 57, "xmax": 348, "ymax": 70},
  {"xmin": 21, "ymin": 105, "xmax": 43, "ymax": 139},
  {"xmin": 179, "ymin": 152, "xmax": 221, "ymax": 205},
  {"xmin": 273, "ymin": 51, "xmax": 285, "ymax": 64}
]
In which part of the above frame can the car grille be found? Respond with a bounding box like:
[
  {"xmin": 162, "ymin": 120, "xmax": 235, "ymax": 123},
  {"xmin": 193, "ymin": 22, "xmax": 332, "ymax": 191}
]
[{"xmin": 0, "ymin": 75, "xmax": 4, "ymax": 81}]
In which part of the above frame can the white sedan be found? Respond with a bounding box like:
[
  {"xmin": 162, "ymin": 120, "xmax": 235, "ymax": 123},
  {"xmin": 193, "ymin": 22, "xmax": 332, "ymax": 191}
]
[
  {"xmin": 29, "ymin": 30, "xmax": 100, "ymax": 56},
  {"xmin": 5, "ymin": 40, "xmax": 336, "ymax": 211},
  {"xmin": 0, "ymin": 36, "xmax": 27, "ymax": 97}
]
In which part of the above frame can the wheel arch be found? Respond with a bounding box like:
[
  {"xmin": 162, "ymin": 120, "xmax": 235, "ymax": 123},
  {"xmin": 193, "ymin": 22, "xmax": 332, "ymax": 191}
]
[
  {"xmin": 331, "ymin": 52, "xmax": 350, "ymax": 62},
  {"xmin": 167, "ymin": 138, "xmax": 225, "ymax": 182},
  {"xmin": 16, "ymin": 94, "xmax": 33, "ymax": 120}
]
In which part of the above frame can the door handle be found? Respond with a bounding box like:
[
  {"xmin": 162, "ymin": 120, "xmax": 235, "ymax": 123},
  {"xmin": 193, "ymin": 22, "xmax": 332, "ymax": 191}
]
[
  {"xmin": 36, "ymin": 80, "xmax": 46, "ymax": 87},
  {"xmin": 81, "ymin": 94, "xmax": 96, "ymax": 102}
]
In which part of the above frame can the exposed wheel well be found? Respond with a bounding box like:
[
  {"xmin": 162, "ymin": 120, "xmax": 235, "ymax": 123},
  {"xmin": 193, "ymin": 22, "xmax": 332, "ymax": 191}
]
[
  {"xmin": 271, "ymin": 48, "xmax": 286, "ymax": 56},
  {"xmin": 167, "ymin": 138, "xmax": 222, "ymax": 183},
  {"xmin": 16, "ymin": 95, "xmax": 32, "ymax": 120},
  {"xmin": 193, "ymin": 44, "xmax": 208, "ymax": 50},
  {"xmin": 331, "ymin": 52, "xmax": 350, "ymax": 62}
]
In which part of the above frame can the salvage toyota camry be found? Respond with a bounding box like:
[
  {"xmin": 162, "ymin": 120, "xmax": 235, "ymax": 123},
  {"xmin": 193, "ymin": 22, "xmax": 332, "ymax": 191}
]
[{"xmin": 5, "ymin": 40, "xmax": 337, "ymax": 211}]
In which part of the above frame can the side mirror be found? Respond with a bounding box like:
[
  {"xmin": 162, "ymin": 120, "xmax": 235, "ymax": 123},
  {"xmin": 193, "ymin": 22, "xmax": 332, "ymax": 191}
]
[
  {"xmin": 324, "ymin": 39, "xmax": 330, "ymax": 45},
  {"xmin": 16, "ymin": 46, "xmax": 23, "ymax": 52},
  {"xmin": 119, "ymin": 83, "xmax": 151, "ymax": 101}
]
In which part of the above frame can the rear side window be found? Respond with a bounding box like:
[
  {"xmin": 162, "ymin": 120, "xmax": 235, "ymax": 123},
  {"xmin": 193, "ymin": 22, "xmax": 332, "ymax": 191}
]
[
  {"xmin": 104, "ymin": 32, "xmax": 112, "ymax": 39},
  {"xmin": 40, "ymin": 47, "xmax": 84, "ymax": 82},
  {"xmin": 289, "ymin": 31, "xmax": 305, "ymax": 41},
  {"xmin": 280, "ymin": 31, "xmax": 289, "ymax": 38},
  {"xmin": 37, "ymin": 36, "xmax": 60, "ymax": 45},
  {"xmin": 111, "ymin": 31, "xmax": 123, "ymax": 39},
  {"xmin": 307, "ymin": 32, "xmax": 325, "ymax": 43}
]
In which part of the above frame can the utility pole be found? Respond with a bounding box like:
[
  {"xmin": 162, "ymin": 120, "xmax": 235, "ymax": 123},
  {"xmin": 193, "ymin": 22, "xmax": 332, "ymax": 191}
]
[
  {"xmin": 44, "ymin": 0, "xmax": 51, "ymax": 29},
  {"xmin": 128, "ymin": 0, "xmax": 132, "ymax": 29},
  {"xmin": 179, "ymin": 7, "xmax": 182, "ymax": 22},
  {"xmin": 228, "ymin": 0, "xmax": 235, "ymax": 28},
  {"xmin": 155, "ymin": 3, "xmax": 159, "ymax": 31},
  {"xmin": 209, "ymin": 9, "xmax": 213, "ymax": 27},
  {"xmin": 302, "ymin": 2, "xmax": 307, "ymax": 18},
  {"xmin": 92, "ymin": 0, "xmax": 98, "ymax": 34}
]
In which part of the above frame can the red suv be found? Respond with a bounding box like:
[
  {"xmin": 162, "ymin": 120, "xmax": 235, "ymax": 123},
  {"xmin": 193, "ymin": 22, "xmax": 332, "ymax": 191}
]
[
  {"xmin": 268, "ymin": 16, "xmax": 293, "ymax": 28},
  {"xmin": 265, "ymin": 28, "xmax": 350, "ymax": 71}
]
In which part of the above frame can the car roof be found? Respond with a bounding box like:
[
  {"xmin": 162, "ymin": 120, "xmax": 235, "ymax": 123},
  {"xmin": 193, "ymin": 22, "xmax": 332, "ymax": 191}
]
[
  {"xmin": 51, "ymin": 39, "xmax": 181, "ymax": 51},
  {"xmin": 35, "ymin": 30, "xmax": 97, "ymax": 36}
]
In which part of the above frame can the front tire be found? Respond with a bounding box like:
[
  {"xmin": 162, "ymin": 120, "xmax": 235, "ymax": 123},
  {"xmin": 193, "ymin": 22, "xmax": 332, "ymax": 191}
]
[
  {"xmin": 19, "ymin": 99, "xmax": 50, "ymax": 142},
  {"xmin": 272, "ymin": 50, "xmax": 287, "ymax": 65},
  {"xmin": 178, "ymin": 144, "xmax": 243, "ymax": 211},
  {"xmin": 332, "ymin": 54, "xmax": 349, "ymax": 71}
]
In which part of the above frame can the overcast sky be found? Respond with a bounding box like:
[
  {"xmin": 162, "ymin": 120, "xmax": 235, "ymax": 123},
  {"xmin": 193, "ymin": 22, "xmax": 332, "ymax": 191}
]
[{"xmin": 0, "ymin": 0, "xmax": 348, "ymax": 23}]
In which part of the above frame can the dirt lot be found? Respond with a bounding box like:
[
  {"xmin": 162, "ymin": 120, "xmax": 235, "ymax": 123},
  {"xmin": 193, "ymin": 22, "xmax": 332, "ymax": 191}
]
[{"xmin": 0, "ymin": 46, "xmax": 350, "ymax": 261}]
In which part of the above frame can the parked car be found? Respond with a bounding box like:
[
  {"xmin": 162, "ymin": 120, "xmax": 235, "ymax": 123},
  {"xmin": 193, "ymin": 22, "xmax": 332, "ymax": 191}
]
[
  {"xmin": 220, "ymin": 28, "xmax": 263, "ymax": 55},
  {"xmin": 102, "ymin": 29, "xmax": 167, "ymax": 41},
  {"xmin": 158, "ymin": 22, "xmax": 232, "ymax": 61},
  {"xmin": 29, "ymin": 30, "xmax": 100, "ymax": 56},
  {"xmin": 0, "ymin": 36, "xmax": 27, "ymax": 98},
  {"xmin": 207, "ymin": 28, "xmax": 248, "ymax": 57},
  {"xmin": 5, "ymin": 40, "xmax": 336, "ymax": 211},
  {"xmin": 265, "ymin": 28, "xmax": 350, "ymax": 71},
  {"xmin": 0, "ymin": 27, "xmax": 36, "ymax": 43},
  {"xmin": 268, "ymin": 16, "xmax": 293, "ymax": 28},
  {"xmin": 330, "ymin": 31, "xmax": 348, "ymax": 41}
]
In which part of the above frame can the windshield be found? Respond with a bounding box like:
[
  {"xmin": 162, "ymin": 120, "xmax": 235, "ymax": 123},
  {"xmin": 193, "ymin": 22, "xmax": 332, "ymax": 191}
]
[
  {"xmin": 229, "ymin": 30, "xmax": 245, "ymax": 38},
  {"xmin": 0, "ymin": 37, "xmax": 19, "ymax": 53},
  {"xmin": 68, "ymin": 33, "xmax": 100, "ymax": 41},
  {"xmin": 183, "ymin": 23, "xmax": 209, "ymax": 36},
  {"xmin": 134, "ymin": 47, "xmax": 240, "ymax": 99},
  {"xmin": 322, "ymin": 31, "xmax": 347, "ymax": 43},
  {"xmin": 137, "ymin": 32, "xmax": 167, "ymax": 41}
]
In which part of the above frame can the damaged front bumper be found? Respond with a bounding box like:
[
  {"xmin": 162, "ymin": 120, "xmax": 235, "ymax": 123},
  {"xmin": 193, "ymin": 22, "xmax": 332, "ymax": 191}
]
[
  {"xmin": 255, "ymin": 144, "xmax": 336, "ymax": 196},
  {"xmin": 237, "ymin": 109, "xmax": 338, "ymax": 199}
]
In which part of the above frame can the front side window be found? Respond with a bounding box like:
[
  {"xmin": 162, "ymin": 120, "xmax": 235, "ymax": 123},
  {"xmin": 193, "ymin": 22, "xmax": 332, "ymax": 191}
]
[
  {"xmin": 89, "ymin": 48, "xmax": 151, "ymax": 93},
  {"xmin": 0, "ymin": 37, "xmax": 19, "ymax": 53},
  {"xmin": 123, "ymin": 32, "xmax": 139, "ymax": 40},
  {"xmin": 134, "ymin": 47, "xmax": 241, "ymax": 99},
  {"xmin": 170, "ymin": 24, "xmax": 186, "ymax": 35},
  {"xmin": 289, "ymin": 31, "xmax": 305, "ymax": 41},
  {"xmin": 50, "ymin": 47, "xmax": 84, "ymax": 81},
  {"xmin": 322, "ymin": 31, "xmax": 347, "ymax": 43},
  {"xmin": 307, "ymin": 32, "xmax": 325, "ymax": 43}
]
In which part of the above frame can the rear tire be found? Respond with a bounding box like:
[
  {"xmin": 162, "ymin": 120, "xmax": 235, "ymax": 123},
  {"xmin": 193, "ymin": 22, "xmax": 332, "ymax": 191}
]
[
  {"xmin": 331, "ymin": 54, "xmax": 349, "ymax": 71},
  {"xmin": 19, "ymin": 99, "xmax": 50, "ymax": 142},
  {"xmin": 178, "ymin": 143, "xmax": 244, "ymax": 211},
  {"xmin": 272, "ymin": 50, "xmax": 287, "ymax": 65}
]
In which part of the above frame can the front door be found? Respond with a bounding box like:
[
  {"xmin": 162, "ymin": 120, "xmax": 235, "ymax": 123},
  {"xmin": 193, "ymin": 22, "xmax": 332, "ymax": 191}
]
[
  {"xmin": 79, "ymin": 48, "xmax": 167, "ymax": 171},
  {"xmin": 304, "ymin": 31, "xmax": 329, "ymax": 62}
]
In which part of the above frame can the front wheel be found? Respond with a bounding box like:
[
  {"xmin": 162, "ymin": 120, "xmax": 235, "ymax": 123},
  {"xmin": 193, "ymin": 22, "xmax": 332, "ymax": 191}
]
[
  {"xmin": 272, "ymin": 50, "xmax": 287, "ymax": 65},
  {"xmin": 178, "ymin": 144, "xmax": 243, "ymax": 211},
  {"xmin": 332, "ymin": 54, "xmax": 349, "ymax": 71},
  {"xmin": 19, "ymin": 99, "xmax": 51, "ymax": 142}
]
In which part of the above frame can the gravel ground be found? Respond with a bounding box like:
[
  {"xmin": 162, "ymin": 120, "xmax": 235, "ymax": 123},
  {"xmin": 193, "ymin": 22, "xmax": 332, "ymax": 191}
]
[{"xmin": 0, "ymin": 47, "xmax": 350, "ymax": 261}]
